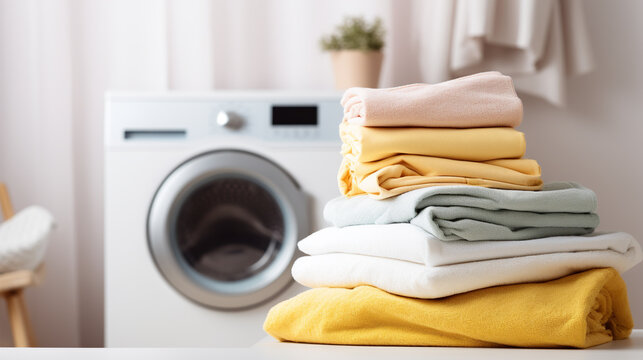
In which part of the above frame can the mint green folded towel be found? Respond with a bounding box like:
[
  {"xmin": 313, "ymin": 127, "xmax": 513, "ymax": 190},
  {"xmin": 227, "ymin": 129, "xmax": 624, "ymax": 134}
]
[{"xmin": 324, "ymin": 182, "xmax": 599, "ymax": 241}]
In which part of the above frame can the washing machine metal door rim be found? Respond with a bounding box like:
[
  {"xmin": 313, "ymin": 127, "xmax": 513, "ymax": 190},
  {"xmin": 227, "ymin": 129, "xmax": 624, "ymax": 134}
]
[{"xmin": 147, "ymin": 150, "xmax": 308, "ymax": 310}]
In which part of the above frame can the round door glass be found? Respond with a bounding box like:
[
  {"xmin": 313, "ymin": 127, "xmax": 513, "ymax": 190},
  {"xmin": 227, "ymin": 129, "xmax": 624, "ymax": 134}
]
[
  {"xmin": 173, "ymin": 177, "xmax": 285, "ymax": 282},
  {"xmin": 147, "ymin": 150, "xmax": 308, "ymax": 309}
]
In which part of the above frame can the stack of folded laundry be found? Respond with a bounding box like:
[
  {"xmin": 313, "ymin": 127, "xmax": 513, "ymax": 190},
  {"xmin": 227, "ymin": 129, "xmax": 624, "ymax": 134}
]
[
  {"xmin": 338, "ymin": 71, "xmax": 542, "ymax": 199},
  {"xmin": 264, "ymin": 72, "xmax": 643, "ymax": 348}
]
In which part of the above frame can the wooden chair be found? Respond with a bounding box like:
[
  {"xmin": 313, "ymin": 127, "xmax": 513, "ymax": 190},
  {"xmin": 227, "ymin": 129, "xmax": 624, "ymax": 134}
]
[{"xmin": 0, "ymin": 183, "xmax": 42, "ymax": 347}]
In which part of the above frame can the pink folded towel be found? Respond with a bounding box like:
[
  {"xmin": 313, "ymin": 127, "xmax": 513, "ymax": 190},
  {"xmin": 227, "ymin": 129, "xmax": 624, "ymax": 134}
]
[{"xmin": 341, "ymin": 71, "xmax": 523, "ymax": 128}]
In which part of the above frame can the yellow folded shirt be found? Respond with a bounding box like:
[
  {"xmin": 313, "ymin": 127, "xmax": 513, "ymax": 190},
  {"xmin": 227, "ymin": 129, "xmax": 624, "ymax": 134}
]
[
  {"xmin": 339, "ymin": 155, "xmax": 543, "ymax": 199},
  {"xmin": 264, "ymin": 268, "xmax": 633, "ymax": 348},
  {"xmin": 340, "ymin": 123, "xmax": 526, "ymax": 162}
]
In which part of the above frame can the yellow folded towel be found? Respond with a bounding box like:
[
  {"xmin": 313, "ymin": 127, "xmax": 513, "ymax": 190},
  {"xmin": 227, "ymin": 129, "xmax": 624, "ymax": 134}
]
[
  {"xmin": 341, "ymin": 124, "xmax": 526, "ymax": 162},
  {"xmin": 264, "ymin": 268, "xmax": 633, "ymax": 348},
  {"xmin": 339, "ymin": 155, "xmax": 543, "ymax": 199}
]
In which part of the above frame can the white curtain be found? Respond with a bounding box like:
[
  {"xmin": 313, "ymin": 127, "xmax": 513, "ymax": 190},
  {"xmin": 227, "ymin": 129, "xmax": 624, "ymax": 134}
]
[
  {"xmin": 0, "ymin": 0, "xmax": 591, "ymax": 346},
  {"xmin": 0, "ymin": 0, "xmax": 80, "ymax": 347}
]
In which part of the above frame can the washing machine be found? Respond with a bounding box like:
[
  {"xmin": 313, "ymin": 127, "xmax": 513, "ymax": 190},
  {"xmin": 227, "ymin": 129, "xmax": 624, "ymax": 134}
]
[{"xmin": 104, "ymin": 92, "xmax": 342, "ymax": 347}]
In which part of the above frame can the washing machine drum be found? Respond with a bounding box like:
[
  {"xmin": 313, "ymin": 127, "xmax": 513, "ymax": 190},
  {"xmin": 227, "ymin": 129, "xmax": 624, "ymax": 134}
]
[{"xmin": 147, "ymin": 150, "xmax": 309, "ymax": 309}]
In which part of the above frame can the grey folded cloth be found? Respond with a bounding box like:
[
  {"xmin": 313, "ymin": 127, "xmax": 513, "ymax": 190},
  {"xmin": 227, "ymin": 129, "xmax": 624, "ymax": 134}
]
[{"xmin": 323, "ymin": 182, "xmax": 599, "ymax": 241}]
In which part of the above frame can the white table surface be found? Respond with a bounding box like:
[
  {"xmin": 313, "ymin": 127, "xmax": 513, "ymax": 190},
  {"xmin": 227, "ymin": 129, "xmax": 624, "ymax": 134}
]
[{"xmin": 1, "ymin": 330, "xmax": 641, "ymax": 359}]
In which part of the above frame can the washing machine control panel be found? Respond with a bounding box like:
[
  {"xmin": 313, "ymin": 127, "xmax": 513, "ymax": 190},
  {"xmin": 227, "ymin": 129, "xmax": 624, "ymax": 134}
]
[
  {"xmin": 106, "ymin": 92, "xmax": 344, "ymax": 146},
  {"xmin": 206, "ymin": 100, "xmax": 341, "ymax": 143},
  {"xmin": 270, "ymin": 106, "xmax": 320, "ymax": 139}
]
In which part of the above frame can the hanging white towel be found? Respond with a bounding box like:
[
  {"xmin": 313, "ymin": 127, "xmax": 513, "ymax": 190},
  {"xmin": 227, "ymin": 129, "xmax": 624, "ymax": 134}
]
[{"xmin": 415, "ymin": 0, "xmax": 594, "ymax": 105}]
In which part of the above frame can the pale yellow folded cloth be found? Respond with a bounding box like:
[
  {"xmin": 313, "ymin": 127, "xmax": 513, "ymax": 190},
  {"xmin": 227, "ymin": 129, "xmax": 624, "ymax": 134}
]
[
  {"xmin": 341, "ymin": 71, "xmax": 522, "ymax": 128},
  {"xmin": 339, "ymin": 155, "xmax": 543, "ymax": 199},
  {"xmin": 264, "ymin": 268, "xmax": 633, "ymax": 348},
  {"xmin": 341, "ymin": 123, "xmax": 526, "ymax": 162}
]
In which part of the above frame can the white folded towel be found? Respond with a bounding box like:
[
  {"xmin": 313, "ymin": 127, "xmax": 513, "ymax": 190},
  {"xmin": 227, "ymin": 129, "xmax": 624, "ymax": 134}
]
[
  {"xmin": 298, "ymin": 225, "xmax": 639, "ymax": 266},
  {"xmin": 292, "ymin": 234, "xmax": 642, "ymax": 299}
]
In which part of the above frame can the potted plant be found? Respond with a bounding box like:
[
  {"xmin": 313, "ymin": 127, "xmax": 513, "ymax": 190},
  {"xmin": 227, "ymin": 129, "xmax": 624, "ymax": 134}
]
[{"xmin": 320, "ymin": 16, "xmax": 385, "ymax": 89}]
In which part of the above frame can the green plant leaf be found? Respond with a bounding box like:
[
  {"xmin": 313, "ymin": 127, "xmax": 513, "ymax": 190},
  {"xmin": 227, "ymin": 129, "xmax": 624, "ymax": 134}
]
[{"xmin": 320, "ymin": 16, "xmax": 385, "ymax": 51}]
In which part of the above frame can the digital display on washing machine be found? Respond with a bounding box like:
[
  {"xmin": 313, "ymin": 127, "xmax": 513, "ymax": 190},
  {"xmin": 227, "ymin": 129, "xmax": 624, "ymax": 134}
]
[{"xmin": 271, "ymin": 106, "xmax": 318, "ymax": 126}]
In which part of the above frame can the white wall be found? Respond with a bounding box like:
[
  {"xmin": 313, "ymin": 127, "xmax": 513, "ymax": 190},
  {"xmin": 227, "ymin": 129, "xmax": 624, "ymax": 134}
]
[{"xmin": 0, "ymin": 0, "xmax": 80, "ymax": 347}]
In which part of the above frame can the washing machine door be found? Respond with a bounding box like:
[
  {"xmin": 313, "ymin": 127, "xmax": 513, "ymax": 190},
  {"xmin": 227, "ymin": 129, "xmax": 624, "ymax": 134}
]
[{"xmin": 147, "ymin": 150, "xmax": 309, "ymax": 309}]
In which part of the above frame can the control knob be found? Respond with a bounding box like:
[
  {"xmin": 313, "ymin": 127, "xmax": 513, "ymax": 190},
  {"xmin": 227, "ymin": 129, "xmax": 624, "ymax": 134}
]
[{"xmin": 216, "ymin": 111, "xmax": 243, "ymax": 130}]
